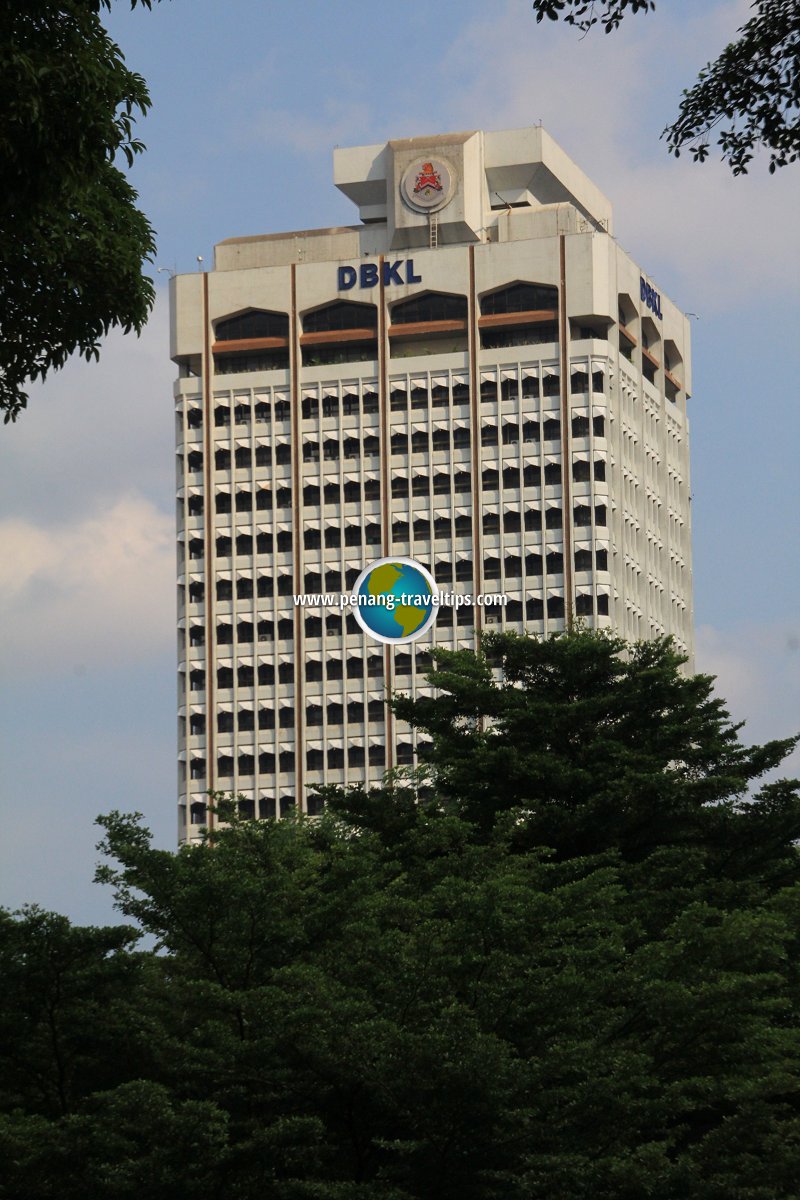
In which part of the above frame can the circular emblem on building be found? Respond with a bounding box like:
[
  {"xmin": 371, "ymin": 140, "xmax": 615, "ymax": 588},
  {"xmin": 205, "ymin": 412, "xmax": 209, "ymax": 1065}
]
[
  {"xmin": 400, "ymin": 158, "xmax": 455, "ymax": 213},
  {"xmin": 352, "ymin": 557, "xmax": 439, "ymax": 645}
]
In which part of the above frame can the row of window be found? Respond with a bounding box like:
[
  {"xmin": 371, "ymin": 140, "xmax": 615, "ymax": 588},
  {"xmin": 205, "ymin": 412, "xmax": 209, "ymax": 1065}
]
[
  {"xmin": 214, "ymin": 285, "xmax": 559, "ymax": 346},
  {"xmin": 189, "ymin": 744, "xmax": 388, "ymax": 780},
  {"xmin": 188, "ymin": 536, "xmax": 605, "ymax": 578},
  {"xmin": 186, "ymin": 376, "xmax": 607, "ymax": 432},
  {"xmin": 186, "ymin": 796, "xmax": 301, "ymax": 824}
]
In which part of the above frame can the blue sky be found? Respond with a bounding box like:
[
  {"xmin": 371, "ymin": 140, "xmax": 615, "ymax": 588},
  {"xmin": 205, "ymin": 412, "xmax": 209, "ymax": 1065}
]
[{"xmin": 1, "ymin": 0, "xmax": 798, "ymax": 925}]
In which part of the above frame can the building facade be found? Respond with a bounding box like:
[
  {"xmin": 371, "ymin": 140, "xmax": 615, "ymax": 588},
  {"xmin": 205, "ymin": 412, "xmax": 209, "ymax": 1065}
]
[{"xmin": 171, "ymin": 126, "xmax": 693, "ymax": 840}]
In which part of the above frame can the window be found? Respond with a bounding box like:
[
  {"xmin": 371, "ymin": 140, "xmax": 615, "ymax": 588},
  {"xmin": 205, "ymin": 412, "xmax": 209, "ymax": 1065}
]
[
  {"xmin": 303, "ymin": 301, "xmax": 377, "ymax": 333},
  {"xmin": 237, "ymin": 621, "xmax": 254, "ymax": 644},
  {"xmin": 187, "ymin": 495, "xmax": 204, "ymax": 517},
  {"xmin": 191, "ymin": 758, "xmax": 207, "ymax": 780},
  {"xmin": 216, "ymin": 309, "xmax": 289, "ymax": 341},
  {"xmin": 480, "ymin": 283, "xmax": 558, "ymax": 315},
  {"xmin": 215, "ymin": 350, "xmax": 289, "ymax": 374},
  {"xmin": 259, "ymin": 707, "xmax": 275, "ymax": 730},
  {"xmin": 572, "ymin": 415, "xmax": 590, "ymax": 438},
  {"xmin": 391, "ymin": 292, "xmax": 467, "ymax": 324}
]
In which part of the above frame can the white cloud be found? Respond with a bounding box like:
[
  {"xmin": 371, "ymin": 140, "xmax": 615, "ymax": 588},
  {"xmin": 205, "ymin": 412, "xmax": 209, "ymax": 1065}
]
[
  {"xmin": 0, "ymin": 291, "xmax": 174, "ymax": 525},
  {"xmin": 0, "ymin": 494, "xmax": 174, "ymax": 678},
  {"xmin": 695, "ymin": 621, "xmax": 800, "ymax": 778},
  {"xmin": 430, "ymin": 0, "xmax": 800, "ymax": 312},
  {"xmin": 249, "ymin": 98, "xmax": 373, "ymax": 157}
]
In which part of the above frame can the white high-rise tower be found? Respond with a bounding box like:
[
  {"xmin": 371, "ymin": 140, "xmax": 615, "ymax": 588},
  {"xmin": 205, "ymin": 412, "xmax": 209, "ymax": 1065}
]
[{"xmin": 171, "ymin": 126, "xmax": 693, "ymax": 840}]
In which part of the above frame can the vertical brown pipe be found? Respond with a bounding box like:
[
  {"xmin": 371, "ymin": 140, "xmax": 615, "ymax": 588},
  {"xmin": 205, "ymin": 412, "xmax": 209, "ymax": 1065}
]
[
  {"xmin": 378, "ymin": 257, "xmax": 395, "ymax": 770},
  {"xmin": 290, "ymin": 263, "xmax": 306, "ymax": 808},
  {"xmin": 201, "ymin": 271, "xmax": 216, "ymax": 832},
  {"xmin": 468, "ymin": 245, "xmax": 483, "ymax": 644},
  {"xmin": 559, "ymin": 235, "xmax": 574, "ymax": 630}
]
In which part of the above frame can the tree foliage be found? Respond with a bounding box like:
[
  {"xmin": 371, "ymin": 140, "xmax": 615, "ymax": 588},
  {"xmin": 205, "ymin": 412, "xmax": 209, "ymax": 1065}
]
[
  {"xmin": 532, "ymin": 0, "xmax": 800, "ymax": 174},
  {"xmin": 0, "ymin": 2, "xmax": 159, "ymax": 423},
  {"xmin": 1, "ymin": 632, "xmax": 799, "ymax": 1198}
]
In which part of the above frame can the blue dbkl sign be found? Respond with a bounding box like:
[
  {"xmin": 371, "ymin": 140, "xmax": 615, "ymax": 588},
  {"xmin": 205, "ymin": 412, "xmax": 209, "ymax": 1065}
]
[
  {"xmin": 640, "ymin": 276, "xmax": 662, "ymax": 320},
  {"xmin": 337, "ymin": 259, "xmax": 422, "ymax": 290}
]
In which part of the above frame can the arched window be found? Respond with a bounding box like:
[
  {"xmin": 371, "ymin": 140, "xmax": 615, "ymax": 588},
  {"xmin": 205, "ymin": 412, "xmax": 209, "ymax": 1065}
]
[
  {"xmin": 391, "ymin": 292, "xmax": 467, "ymax": 324},
  {"xmin": 303, "ymin": 301, "xmax": 377, "ymax": 333},
  {"xmin": 480, "ymin": 282, "xmax": 558, "ymax": 315},
  {"xmin": 215, "ymin": 309, "xmax": 289, "ymax": 341}
]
